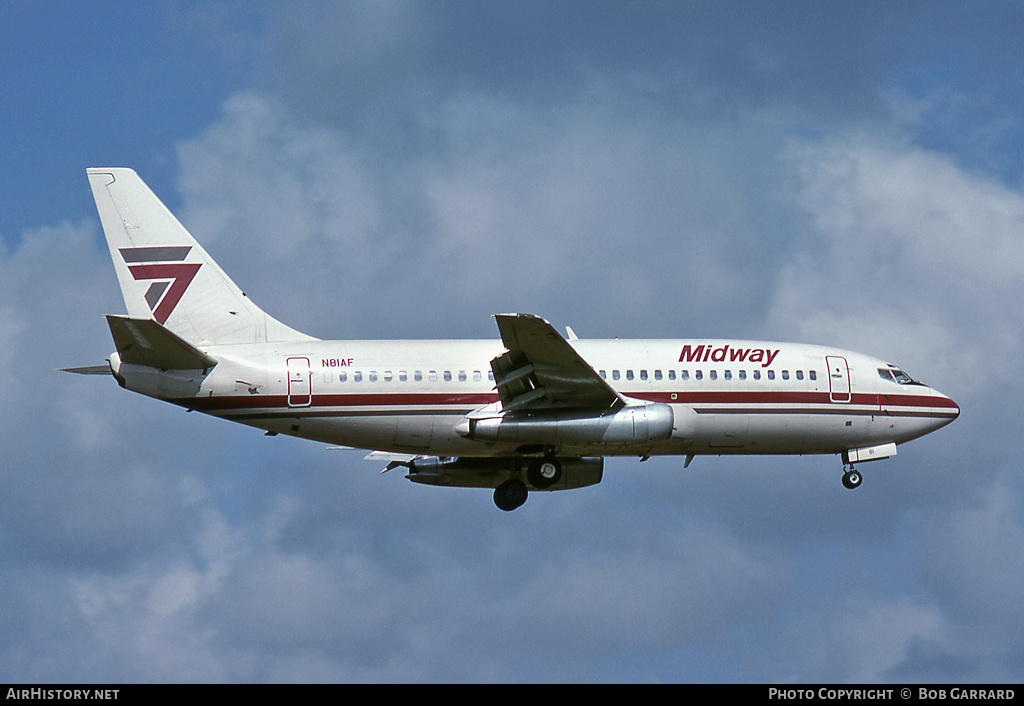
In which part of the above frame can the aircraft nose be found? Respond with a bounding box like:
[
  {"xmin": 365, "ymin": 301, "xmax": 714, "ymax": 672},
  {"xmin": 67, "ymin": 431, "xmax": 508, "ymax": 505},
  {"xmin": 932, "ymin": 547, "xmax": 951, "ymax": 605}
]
[{"xmin": 932, "ymin": 389, "xmax": 960, "ymax": 430}]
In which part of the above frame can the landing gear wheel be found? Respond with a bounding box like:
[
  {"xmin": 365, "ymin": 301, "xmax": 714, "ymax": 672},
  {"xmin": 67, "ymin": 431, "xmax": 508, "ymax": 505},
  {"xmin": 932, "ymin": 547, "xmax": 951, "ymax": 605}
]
[
  {"xmin": 842, "ymin": 469, "xmax": 863, "ymax": 490},
  {"xmin": 494, "ymin": 478, "xmax": 529, "ymax": 511},
  {"xmin": 527, "ymin": 458, "xmax": 562, "ymax": 489}
]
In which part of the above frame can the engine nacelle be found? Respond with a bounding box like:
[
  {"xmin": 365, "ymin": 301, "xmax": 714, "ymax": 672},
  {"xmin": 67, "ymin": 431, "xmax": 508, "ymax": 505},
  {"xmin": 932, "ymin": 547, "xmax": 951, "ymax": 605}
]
[
  {"xmin": 406, "ymin": 456, "xmax": 603, "ymax": 491},
  {"xmin": 461, "ymin": 403, "xmax": 675, "ymax": 448}
]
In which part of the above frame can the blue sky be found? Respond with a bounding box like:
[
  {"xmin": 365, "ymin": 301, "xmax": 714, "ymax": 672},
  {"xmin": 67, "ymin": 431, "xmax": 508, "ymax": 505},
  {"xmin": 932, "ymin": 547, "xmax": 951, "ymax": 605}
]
[{"xmin": 2, "ymin": 0, "xmax": 1024, "ymax": 683}]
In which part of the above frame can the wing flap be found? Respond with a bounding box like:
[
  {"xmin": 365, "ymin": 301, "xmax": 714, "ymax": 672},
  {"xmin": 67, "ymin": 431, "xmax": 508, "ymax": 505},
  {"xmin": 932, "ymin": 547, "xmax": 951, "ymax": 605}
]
[{"xmin": 363, "ymin": 451, "xmax": 421, "ymax": 473}]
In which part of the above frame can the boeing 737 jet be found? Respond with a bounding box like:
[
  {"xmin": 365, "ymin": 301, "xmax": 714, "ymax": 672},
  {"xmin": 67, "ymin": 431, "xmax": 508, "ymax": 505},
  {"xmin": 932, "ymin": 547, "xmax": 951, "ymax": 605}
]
[{"xmin": 67, "ymin": 168, "xmax": 959, "ymax": 511}]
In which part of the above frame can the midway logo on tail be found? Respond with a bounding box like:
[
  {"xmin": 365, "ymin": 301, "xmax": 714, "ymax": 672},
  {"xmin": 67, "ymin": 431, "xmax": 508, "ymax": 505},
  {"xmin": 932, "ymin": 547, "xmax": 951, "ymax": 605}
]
[{"xmin": 119, "ymin": 246, "xmax": 201, "ymax": 324}]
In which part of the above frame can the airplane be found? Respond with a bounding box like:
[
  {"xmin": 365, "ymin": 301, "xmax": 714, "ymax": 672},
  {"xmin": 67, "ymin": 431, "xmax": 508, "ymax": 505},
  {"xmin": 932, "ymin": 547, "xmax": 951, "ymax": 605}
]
[{"xmin": 66, "ymin": 168, "xmax": 960, "ymax": 511}]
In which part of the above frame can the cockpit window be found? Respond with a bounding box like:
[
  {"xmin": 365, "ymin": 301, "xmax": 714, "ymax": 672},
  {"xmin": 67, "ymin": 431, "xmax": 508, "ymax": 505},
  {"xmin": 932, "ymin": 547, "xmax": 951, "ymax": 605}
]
[
  {"xmin": 880, "ymin": 366, "xmax": 918, "ymax": 385},
  {"xmin": 891, "ymin": 368, "xmax": 915, "ymax": 384}
]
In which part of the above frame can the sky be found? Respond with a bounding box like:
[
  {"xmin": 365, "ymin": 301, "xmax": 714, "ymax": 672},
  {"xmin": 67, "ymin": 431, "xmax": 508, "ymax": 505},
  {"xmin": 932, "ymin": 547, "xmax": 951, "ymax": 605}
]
[{"xmin": 2, "ymin": 0, "xmax": 1023, "ymax": 683}]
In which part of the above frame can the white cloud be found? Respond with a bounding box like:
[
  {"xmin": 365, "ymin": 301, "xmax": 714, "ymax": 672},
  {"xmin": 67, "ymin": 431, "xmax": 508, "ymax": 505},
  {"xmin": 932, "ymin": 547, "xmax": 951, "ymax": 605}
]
[
  {"xmin": 516, "ymin": 522, "xmax": 785, "ymax": 654},
  {"xmin": 777, "ymin": 593, "xmax": 951, "ymax": 683},
  {"xmin": 176, "ymin": 93, "xmax": 383, "ymax": 256},
  {"xmin": 769, "ymin": 135, "xmax": 1024, "ymax": 391},
  {"xmin": 843, "ymin": 599, "xmax": 950, "ymax": 682},
  {"xmin": 913, "ymin": 482, "xmax": 1024, "ymax": 654},
  {"xmin": 171, "ymin": 87, "xmax": 798, "ymax": 340}
]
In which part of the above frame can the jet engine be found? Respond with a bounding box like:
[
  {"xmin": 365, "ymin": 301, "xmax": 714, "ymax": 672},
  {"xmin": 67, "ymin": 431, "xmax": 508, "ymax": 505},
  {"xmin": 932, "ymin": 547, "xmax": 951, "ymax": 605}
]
[{"xmin": 457, "ymin": 403, "xmax": 676, "ymax": 448}]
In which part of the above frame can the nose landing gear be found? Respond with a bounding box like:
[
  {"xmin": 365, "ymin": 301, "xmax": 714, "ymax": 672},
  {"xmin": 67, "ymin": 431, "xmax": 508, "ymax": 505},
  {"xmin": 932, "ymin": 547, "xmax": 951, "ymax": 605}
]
[{"xmin": 842, "ymin": 464, "xmax": 862, "ymax": 490}]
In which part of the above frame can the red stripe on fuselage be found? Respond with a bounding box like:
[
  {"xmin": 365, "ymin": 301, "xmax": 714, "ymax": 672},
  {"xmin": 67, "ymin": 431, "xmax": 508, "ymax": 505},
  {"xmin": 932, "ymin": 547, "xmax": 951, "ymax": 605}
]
[
  {"xmin": 631, "ymin": 390, "xmax": 959, "ymax": 410},
  {"xmin": 178, "ymin": 389, "xmax": 958, "ymax": 417},
  {"xmin": 184, "ymin": 391, "xmax": 500, "ymax": 411}
]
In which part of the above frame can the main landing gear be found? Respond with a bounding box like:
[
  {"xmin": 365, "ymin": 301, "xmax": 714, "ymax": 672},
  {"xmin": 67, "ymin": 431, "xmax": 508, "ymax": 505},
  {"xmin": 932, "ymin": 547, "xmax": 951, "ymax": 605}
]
[
  {"xmin": 526, "ymin": 457, "xmax": 562, "ymax": 489},
  {"xmin": 842, "ymin": 464, "xmax": 863, "ymax": 490},
  {"xmin": 493, "ymin": 456, "xmax": 564, "ymax": 511},
  {"xmin": 494, "ymin": 478, "xmax": 528, "ymax": 512}
]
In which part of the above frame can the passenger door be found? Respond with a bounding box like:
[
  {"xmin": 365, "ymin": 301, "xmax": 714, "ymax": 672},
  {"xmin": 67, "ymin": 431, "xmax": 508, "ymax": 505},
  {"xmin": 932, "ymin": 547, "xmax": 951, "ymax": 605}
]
[
  {"xmin": 826, "ymin": 356, "xmax": 850, "ymax": 402},
  {"xmin": 286, "ymin": 356, "xmax": 312, "ymax": 407}
]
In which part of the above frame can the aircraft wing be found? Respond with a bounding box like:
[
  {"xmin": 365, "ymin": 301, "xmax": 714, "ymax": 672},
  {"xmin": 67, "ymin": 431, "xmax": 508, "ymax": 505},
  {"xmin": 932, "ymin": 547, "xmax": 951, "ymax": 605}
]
[{"xmin": 490, "ymin": 313, "xmax": 624, "ymax": 412}]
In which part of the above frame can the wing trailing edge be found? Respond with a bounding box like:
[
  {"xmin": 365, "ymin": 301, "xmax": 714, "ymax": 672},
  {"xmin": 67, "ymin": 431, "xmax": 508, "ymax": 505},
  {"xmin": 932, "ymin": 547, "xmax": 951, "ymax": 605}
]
[{"xmin": 490, "ymin": 313, "xmax": 623, "ymax": 412}]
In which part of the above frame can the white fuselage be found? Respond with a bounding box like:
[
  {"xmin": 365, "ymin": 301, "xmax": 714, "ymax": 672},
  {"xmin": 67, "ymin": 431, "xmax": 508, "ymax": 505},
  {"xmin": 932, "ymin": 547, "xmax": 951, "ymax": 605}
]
[
  {"xmin": 111, "ymin": 337, "xmax": 959, "ymax": 460},
  {"xmin": 84, "ymin": 167, "xmax": 960, "ymax": 508}
]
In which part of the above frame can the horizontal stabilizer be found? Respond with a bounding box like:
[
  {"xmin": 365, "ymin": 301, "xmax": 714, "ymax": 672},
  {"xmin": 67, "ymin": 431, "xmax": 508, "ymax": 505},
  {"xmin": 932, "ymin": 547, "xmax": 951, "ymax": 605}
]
[
  {"xmin": 106, "ymin": 315, "xmax": 218, "ymax": 370},
  {"xmin": 59, "ymin": 364, "xmax": 111, "ymax": 375}
]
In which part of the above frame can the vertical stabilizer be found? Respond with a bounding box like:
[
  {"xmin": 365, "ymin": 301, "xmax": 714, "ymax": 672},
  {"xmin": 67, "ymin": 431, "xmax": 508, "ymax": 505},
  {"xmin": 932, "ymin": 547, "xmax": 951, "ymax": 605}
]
[{"xmin": 87, "ymin": 168, "xmax": 315, "ymax": 345}]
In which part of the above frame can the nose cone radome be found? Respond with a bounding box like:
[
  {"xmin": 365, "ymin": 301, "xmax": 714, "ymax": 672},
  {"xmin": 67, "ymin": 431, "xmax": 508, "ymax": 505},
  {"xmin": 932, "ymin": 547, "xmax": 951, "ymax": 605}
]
[{"xmin": 931, "ymin": 389, "xmax": 960, "ymax": 431}]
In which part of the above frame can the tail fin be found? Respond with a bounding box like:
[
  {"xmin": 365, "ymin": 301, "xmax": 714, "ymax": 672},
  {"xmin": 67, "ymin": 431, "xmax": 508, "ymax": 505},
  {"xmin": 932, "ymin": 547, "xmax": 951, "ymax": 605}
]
[{"xmin": 87, "ymin": 168, "xmax": 315, "ymax": 346}]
